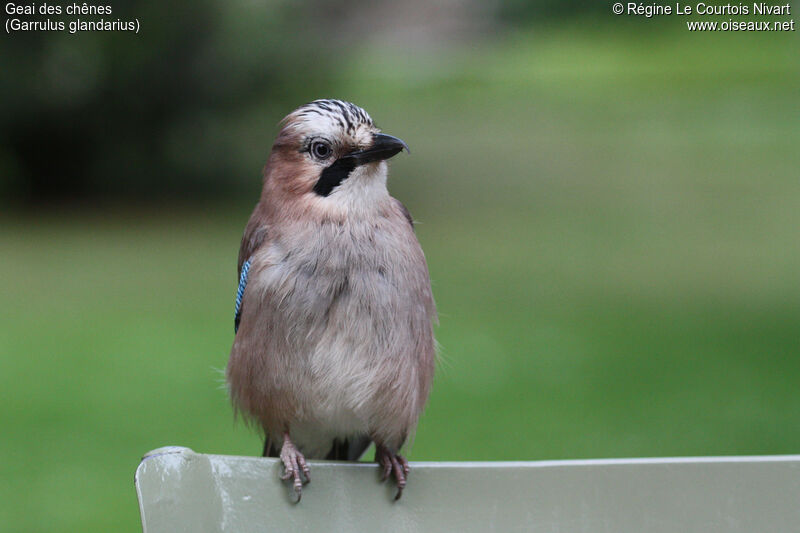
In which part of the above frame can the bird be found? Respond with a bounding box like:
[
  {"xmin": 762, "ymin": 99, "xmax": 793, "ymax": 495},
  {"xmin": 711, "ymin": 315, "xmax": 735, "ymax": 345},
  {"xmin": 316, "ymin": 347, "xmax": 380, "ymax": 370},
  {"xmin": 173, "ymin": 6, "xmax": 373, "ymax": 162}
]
[{"xmin": 226, "ymin": 99, "xmax": 437, "ymax": 501}]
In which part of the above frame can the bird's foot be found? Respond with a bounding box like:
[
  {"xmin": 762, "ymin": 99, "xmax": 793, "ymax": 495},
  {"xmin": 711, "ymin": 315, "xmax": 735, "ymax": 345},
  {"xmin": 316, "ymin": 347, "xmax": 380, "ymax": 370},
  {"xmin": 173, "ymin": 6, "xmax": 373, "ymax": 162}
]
[
  {"xmin": 279, "ymin": 434, "xmax": 310, "ymax": 501},
  {"xmin": 375, "ymin": 444, "xmax": 409, "ymax": 500}
]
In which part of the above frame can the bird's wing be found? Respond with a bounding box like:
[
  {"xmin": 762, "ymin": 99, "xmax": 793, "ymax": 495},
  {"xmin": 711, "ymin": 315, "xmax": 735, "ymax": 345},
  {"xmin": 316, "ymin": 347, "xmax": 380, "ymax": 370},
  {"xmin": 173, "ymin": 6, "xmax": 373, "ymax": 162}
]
[
  {"xmin": 234, "ymin": 260, "xmax": 252, "ymax": 333},
  {"xmin": 234, "ymin": 215, "xmax": 269, "ymax": 332},
  {"xmin": 238, "ymin": 216, "xmax": 269, "ymax": 273},
  {"xmin": 393, "ymin": 199, "xmax": 415, "ymax": 231}
]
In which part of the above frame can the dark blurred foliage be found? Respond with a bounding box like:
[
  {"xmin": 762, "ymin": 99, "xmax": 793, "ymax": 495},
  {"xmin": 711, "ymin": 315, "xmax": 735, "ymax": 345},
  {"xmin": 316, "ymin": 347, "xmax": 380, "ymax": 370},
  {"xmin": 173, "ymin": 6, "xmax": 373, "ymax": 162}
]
[
  {"xmin": 0, "ymin": 0, "xmax": 601, "ymax": 205},
  {"xmin": 0, "ymin": 0, "xmax": 350, "ymax": 203}
]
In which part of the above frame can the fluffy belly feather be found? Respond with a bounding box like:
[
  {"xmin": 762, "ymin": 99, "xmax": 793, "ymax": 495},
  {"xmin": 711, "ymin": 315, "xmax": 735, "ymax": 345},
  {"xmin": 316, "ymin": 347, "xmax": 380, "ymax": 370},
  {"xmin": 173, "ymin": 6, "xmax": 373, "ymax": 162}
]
[
  {"xmin": 230, "ymin": 217, "xmax": 433, "ymax": 456},
  {"xmin": 295, "ymin": 273, "xmax": 401, "ymax": 447}
]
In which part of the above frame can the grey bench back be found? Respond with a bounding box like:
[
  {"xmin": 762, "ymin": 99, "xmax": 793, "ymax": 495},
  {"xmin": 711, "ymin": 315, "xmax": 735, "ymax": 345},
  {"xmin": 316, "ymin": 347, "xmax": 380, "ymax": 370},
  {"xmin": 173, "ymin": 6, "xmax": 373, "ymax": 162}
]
[{"xmin": 136, "ymin": 447, "xmax": 800, "ymax": 532}]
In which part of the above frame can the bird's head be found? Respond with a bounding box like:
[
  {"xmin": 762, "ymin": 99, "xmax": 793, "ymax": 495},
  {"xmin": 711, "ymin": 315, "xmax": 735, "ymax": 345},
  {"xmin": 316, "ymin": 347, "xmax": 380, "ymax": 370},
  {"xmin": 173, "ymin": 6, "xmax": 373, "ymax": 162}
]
[{"xmin": 262, "ymin": 100, "xmax": 408, "ymax": 215}]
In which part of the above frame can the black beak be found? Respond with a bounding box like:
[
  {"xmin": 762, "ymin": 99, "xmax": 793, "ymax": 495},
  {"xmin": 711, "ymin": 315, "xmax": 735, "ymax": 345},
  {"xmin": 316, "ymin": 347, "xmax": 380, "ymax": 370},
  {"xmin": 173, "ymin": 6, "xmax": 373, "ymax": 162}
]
[
  {"xmin": 342, "ymin": 133, "xmax": 409, "ymax": 167},
  {"xmin": 313, "ymin": 133, "xmax": 409, "ymax": 197}
]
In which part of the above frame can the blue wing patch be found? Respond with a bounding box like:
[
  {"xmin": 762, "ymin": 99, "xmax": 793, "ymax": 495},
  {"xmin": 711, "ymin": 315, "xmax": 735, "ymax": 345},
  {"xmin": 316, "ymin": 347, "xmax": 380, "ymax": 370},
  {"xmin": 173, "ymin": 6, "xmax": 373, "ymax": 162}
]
[{"xmin": 234, "ymin": 259, "xmax": 252, "ymax": 333}]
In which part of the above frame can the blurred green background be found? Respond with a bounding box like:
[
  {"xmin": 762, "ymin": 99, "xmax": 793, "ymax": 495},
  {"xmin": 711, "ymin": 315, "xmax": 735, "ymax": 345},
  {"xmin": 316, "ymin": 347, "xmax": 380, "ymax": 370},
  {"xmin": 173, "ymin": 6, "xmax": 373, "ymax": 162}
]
[{"xmin": 2, "ymin": 0, "xmax": 799, "ymax": 531}]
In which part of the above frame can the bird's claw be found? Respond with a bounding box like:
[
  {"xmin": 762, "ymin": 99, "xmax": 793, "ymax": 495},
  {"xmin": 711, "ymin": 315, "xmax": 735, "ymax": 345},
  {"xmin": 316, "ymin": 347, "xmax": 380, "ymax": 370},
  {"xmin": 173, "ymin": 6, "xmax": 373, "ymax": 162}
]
[
  {"xmin": 279, "ymin": 436, "xmax": 310, "ymax": 501},
  {"xmin": 376, "ymin": 445, "xmax": 409, "ymax": 500}
]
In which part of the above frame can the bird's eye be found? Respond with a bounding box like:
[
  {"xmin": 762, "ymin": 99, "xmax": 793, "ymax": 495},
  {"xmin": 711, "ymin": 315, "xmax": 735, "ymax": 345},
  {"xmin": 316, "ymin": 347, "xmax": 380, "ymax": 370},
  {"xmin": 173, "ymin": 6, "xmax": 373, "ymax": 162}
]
[{"xmin": 310, "ymin": 141, "xmax": 332, "ymax": 160}]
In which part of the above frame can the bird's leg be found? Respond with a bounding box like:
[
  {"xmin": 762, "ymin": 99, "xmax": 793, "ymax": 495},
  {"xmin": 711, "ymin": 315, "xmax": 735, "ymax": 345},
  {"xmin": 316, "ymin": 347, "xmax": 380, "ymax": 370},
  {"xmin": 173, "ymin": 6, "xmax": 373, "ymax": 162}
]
[
  {"xmin": 279, "ymin": 432, "xmax": 310, "ymax": 500},
  {"xmin": 375, "ymin": 444, "xmax": 409, "ymax": 500}
]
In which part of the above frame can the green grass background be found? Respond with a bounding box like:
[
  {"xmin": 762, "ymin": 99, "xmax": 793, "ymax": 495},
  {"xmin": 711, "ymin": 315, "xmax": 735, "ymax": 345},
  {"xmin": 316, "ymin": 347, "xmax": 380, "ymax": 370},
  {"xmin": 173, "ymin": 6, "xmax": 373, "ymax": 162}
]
[{"xmin": 2, "ymin": 24, "xmax": 799, "ymax": 531}]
